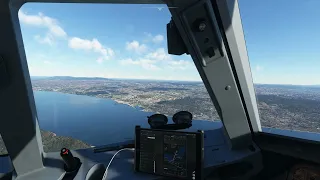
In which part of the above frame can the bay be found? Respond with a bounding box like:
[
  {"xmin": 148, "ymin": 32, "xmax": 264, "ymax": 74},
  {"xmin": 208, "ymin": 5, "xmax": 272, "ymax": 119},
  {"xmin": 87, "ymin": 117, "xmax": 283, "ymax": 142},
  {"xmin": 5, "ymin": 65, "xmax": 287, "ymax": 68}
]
[{"xmin": 34, "ymin": 91, "xmax": 220, "ymax": 146}]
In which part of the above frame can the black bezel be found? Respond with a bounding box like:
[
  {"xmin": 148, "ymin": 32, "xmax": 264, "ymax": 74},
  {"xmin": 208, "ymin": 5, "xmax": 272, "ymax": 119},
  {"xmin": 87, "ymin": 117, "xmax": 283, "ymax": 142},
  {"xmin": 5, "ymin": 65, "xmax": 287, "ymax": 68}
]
[{"xmin": 134, "ymin": 126, "xmax": 204, "ymax": 180}]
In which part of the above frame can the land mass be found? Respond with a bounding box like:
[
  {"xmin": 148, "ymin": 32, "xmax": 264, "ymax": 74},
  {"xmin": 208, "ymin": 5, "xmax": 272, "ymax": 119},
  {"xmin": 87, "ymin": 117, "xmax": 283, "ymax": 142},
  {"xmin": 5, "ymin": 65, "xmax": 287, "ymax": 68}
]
[
  {"xmin": 0, "ymin": 130, "xmax": 90, "ymax": 155},
  {"xmin": 2, "ymin": 76, "xmax": 320, "ymax": 155},
  {"xmin": 31, "ymin": 76, "xmax": 320, "ymax": 133}
]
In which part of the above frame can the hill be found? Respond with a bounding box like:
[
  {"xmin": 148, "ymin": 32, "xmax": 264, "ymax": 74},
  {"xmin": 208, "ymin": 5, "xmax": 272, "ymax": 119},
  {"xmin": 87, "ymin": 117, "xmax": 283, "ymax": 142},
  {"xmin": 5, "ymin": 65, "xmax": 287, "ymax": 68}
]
[{"xmin": 0, "ymin": 130, "xmax": 90, "ymax": 155}]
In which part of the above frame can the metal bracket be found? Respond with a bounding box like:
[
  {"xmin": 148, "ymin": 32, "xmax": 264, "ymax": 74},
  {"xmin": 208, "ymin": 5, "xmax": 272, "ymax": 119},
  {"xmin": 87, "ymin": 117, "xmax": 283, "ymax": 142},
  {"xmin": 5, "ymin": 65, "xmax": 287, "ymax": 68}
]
[{"xmin": 181, "ymin": 0, "xmax": 224, "ymax": 67}]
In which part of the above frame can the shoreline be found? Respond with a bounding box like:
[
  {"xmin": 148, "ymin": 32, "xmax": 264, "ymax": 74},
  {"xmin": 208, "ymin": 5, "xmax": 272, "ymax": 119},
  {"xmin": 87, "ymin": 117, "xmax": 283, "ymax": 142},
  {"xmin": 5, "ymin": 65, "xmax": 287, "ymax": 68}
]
[
  {"xmin": 35, "ymin": 90, "xmax": 159, "ymax": 113},
  {"xmin": 33, "ymin": 90, "xmax": 216, "ymax": 121}
]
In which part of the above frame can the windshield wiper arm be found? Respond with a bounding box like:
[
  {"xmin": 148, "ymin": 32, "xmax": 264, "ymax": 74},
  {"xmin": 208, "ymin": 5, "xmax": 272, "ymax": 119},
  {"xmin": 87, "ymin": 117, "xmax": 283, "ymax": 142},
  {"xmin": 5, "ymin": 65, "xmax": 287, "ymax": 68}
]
[{"xmin": 93, "ymin": 140, "xmax": 134, "ymax": 153}]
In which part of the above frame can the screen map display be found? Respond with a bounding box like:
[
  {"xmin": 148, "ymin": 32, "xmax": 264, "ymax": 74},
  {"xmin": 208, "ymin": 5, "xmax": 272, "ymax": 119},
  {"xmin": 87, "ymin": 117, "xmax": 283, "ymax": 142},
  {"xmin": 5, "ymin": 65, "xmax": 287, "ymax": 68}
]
[
  {"xmin": 135, "ymin": 127, "xmax": 203, "ymax": 180},
  {"xmin": 163, "ymin": 135, "xmax": 187, "ymax": 177}
]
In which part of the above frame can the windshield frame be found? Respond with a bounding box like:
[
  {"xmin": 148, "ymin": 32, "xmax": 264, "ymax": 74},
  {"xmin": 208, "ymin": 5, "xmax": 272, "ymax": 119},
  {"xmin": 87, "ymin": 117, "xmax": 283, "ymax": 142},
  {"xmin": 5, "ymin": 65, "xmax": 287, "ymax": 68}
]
[
  {"xmin": 0, "ymin": 0, "xmax": 260, "ymax": 176},
  {"xmin": 167, "ymin": 0, "xmax": 259, "ymax": 148}
]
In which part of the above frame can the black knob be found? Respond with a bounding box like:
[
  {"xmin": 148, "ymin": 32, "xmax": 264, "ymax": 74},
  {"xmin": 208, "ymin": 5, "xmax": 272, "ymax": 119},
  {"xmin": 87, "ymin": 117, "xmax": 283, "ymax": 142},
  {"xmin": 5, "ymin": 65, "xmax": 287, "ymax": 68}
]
[
  {"xmin": 172, "ymin": 111, "xmax": 193, "ymax": 125},
  {"xmin": 148, "ymin": 114, "xmax": 168, "ymax": 129},
  {"xmin": 60, "ymin": 148, "xmax": 78, "ymax": 172}
]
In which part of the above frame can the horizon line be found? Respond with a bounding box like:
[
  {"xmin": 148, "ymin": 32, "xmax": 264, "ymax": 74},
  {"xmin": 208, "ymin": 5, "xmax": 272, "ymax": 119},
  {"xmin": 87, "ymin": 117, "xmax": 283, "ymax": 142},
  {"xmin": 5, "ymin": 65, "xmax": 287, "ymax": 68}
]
[
  {"xmin": 30, "ymin": 75, "xmax": 202, "ymax": 82},
  {"xmin": 30, "ymin": 75, "xmax": 320, "ymax": 86}
]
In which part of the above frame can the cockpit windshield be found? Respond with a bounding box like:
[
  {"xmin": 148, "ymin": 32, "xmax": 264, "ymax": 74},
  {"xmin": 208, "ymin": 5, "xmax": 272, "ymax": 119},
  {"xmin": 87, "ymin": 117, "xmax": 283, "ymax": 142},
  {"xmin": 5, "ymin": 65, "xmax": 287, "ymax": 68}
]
[
  {"xmin": 14, "ymin": 3, "xmax": 220, "ymax": 153},
  {"xmin": 1, "ymin": 0, "xmax": 320, "ymax": 156}
]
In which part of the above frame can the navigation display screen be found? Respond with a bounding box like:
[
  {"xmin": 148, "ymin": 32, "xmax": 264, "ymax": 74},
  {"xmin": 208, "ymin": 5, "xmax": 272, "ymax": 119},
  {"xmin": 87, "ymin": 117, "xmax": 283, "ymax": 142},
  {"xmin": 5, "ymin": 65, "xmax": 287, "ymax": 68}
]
[
  {"xmin": 163, "ymin": 134, "xmax": 187, "ymax": 177},
  {"xmin": 134, "ymin": 126, "xmax": 203, "ymax": 180}
]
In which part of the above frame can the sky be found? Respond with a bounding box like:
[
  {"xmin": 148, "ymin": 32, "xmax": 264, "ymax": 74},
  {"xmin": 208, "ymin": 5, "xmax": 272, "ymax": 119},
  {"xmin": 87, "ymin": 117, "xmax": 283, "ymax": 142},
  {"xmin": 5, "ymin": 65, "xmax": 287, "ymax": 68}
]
[{"xmin": 18, "ymin": 1, "xmax": 320, "ymax": 84}]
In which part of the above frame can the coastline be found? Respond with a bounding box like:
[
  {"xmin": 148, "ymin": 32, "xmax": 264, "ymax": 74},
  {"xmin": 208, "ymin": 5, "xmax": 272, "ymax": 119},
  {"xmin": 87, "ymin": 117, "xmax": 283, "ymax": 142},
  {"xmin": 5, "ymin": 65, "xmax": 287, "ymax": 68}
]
[
  {"xmin": 36, "ymin": 90, "xmax": 158, "ymax": 114},
  {"xmin": 33, "ymin": 90, "xmax": 216, "ymax": 121}
]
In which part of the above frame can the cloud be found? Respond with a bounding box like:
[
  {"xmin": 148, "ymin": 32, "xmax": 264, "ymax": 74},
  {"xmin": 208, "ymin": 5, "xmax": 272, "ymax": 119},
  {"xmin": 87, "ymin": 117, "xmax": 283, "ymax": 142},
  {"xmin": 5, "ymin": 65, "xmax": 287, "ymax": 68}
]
[
  {"xmin": 96, "ymin": 57, "xmax": 104, "ymax": 64},
  {"xmin": 167, "ymin": 60, "xmax": 193, "ymax": 70},
  {"xmin": 144, "ymin": 33, "xmax": 165, "ymax": 44},
  {"xmin": 18, "ymin": 11, "xmax": 67, "ymax": 37},
  {"xmin": 145, "ymin": 48, "xmax": 172, "ymax": 61},
  {"xmin": 120, "ymin": 47, "xmax": 191, "ymax": 71},
  {"xmin": 152, "ymin": 35, "xmax": 164, "ymax": 43},
  {"xmin": 120, "ymin": 58, "xmax": 160, "ymax": 70},
  {"xmin": 68, "ymin": 37, "xmax": 115, "ymax": 62},
  {"xmin": 34, "ymin": 34, "xmax": 54, "ymax": 46},
  {"xmin": 19, "ymin": 10, "xmax": 115, "ymax": 63},
  {"xmin": 126, "ymin": 41, "xmax": 148, "ymax": 54},
  {"xmin": 144, "ymin": 32, "xmax": 152, "ymax": 38}
]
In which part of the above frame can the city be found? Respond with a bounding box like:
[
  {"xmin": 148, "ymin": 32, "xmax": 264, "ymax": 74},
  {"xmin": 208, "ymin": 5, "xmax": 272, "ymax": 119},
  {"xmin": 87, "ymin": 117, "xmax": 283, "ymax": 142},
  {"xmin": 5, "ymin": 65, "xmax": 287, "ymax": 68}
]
[
  {"xmin": 32, "ymin": 76, "xmax": 320, "ymax": 133},
  {"xmin": 2, "ymin": 76, "xmax": 320, "ymax": 155}
]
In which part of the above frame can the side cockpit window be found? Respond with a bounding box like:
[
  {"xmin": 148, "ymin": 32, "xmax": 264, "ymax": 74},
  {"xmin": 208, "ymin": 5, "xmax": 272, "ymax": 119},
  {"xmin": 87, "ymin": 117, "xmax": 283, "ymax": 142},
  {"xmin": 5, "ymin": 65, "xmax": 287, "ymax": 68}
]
[{"xmin": 239, "ymin": 0, "xmax": 320, "ymax": 134}]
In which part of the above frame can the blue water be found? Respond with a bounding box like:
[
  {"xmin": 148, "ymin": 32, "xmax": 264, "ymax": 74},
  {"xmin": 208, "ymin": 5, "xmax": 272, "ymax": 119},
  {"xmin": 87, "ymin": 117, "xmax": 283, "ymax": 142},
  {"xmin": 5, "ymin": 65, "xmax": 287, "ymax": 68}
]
[{"xmin": 34, "ymin": 91, "xmax": 220, "ymax": 146}]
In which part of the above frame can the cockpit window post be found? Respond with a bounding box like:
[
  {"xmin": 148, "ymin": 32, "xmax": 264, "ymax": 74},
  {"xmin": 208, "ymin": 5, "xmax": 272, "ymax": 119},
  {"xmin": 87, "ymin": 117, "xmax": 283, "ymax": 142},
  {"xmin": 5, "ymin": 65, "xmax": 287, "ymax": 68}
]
[
  {"xmin": 165, "ymin": 0, "xmax": 255, "ymax": 149},
  {"xmin": 0, "ymin": 0, "xmax": 44, "ymax": 176},
  {"xmin": 212, "ymin": 0, "xmax": 261, "ymax": 133}
]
